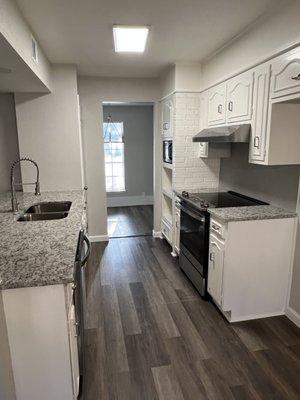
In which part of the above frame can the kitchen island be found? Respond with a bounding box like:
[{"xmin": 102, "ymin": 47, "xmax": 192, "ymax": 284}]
[{"xmin": 0, "ymin": 190, "xmax": 86, "ymax": 400}]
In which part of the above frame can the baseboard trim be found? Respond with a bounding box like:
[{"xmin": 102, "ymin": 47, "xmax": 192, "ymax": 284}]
[
  {"xmin": 286, "ymin": 306, "xmax": 300, "ymax": 328},
  {"xmin": 107, "ymin": 195, "xmax": 153, "ymax": 207},
  {"xmin": 152, "ymin": 230, "xmax": 162, "ymax": 238},
  {"xmin": 88, "ymin": 235, "xmax": 109, "ymax": 242}
]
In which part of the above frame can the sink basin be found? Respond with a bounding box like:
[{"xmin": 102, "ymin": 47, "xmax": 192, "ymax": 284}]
[
  {"xmin": 17, "ymin": 212, "xmax": 69, "ymax": 221},
  {"xmin": 25, "ymin": 201, "xmax": 72, "ymax": 214}
]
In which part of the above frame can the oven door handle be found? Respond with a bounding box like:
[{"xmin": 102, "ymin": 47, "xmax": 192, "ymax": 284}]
[
  {"xmin": 180, "ymin": 205, "xmax": 205, "ymax": 222},
  {"xmin": 81, "ymin": 235, "xmax": 91, "ymax": 266}
]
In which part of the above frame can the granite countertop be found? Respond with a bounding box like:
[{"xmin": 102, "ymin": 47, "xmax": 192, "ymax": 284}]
[
  {"xmin": 174, "ymin": 188, "xmax": 297, "ymax": 222},
  {"xmin": 208, "ymin": 205, "xmax": 297, "ymax": 222},
  {"xmin": 0, "ymin": 190, "xmax": 85, "ymax": 290}
]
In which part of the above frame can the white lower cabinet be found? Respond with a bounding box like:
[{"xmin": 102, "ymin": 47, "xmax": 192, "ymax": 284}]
[
  {"xmin": 1, "ymin": 284, "xmax": 79, "ymax": 400},
  {"xmin": 208, "ymin": 216, "xmax": 296, "ymax": 322},
  {"xmin": 208, "ymin": 234, "xmax": 224, "ymax": 307},
  {"xmin": 161, "ymin": 217, "xmax": 172, "ymax": 245},
  {"xmin": 173, "ymin": 201, "xmax": 180, "ymax": 254}
]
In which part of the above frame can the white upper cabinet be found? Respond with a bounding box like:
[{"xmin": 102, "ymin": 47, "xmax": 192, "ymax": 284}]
[
  {"xmin": 249, "ymin": 63, "xmax": 271, "ymax": 163},
  {"xmin": 161, "ymin": 97, "xmax": 173, "ymax": 138},
  {"xmin": 226, "ymin": 71, "xmax": 254, "ymax": 123},
  {"xmin": 207, "ymin": 82, "xmax": 226, "ymax": 126},
  {"xmin": 199, "ymin": 92, "xmax": 209, "ymax": 157},
  {"xmin": 270, "ymin": 46, "xmax": 300, "ymax": 99}
]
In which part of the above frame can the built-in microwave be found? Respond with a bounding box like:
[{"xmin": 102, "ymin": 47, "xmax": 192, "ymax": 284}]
[{"xmin": 163, "ymin": 140, "xmax": 173, "ymax": 164}]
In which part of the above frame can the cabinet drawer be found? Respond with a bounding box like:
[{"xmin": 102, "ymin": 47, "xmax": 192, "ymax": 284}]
[
  {"xmin": 271, "ymin": 46, "xmax": 300, "ymax": 99},
  {"xmin": 161, "ymin": 218, "xmax": 172, "ymax": 244}
]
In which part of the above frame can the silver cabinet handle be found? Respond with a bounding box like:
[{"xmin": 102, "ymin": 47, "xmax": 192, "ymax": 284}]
[
  {"xmin": 228, "ymin": 101, "xmax": 233, "ymax": 112},
  {"xmin": 217, "ymin": 104, "xmax": 222, "ymax": 114},
  {"xmin": 254, "ymin": 136, "xmax": 260, "ymax": 148},
  {"xmin": 212, "ymin": 224, "xmax": 220, "ymax": 231},
  {"xmin": 291, "ymin": 73, "xmax": 300, "ymax": 81},
  {"xmin": 209, "ymin": 252, "xmax": 215, "ymax": 262}
]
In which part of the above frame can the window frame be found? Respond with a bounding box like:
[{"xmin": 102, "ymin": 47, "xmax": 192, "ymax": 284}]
[{"xmin": 103, "ymin": 121, "xmax": 126, "ymax": 193}]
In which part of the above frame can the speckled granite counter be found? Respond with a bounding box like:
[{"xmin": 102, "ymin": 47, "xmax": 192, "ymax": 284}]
[
  {"xmin": 208, "ymin": 205, "xmax": 297, "ymax": 222},
  {"xmin": 0, "ymin": 191, "xmax": 85, "ymax": 290},
  {"xmin": 174, "ymin": 189, "xmax": 297, "ymax": 222}
]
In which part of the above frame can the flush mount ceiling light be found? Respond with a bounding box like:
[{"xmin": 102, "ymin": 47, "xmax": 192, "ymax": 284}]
[{"xmin": 113, "ymin": 25, "xmax": 149, "ymax": 53}]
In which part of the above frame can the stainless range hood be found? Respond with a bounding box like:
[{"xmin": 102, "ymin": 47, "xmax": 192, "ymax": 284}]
[{"xmin": 192, "ymin": 124, "xmax": 251, "ymax": 143}]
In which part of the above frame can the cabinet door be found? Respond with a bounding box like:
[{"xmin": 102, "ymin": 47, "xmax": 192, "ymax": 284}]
[
  {"xmin": 226, "ymin": 71, "xmax": 253, "ymax": 123},
  {"xmin": 249, "ymin": 63, "xmax": 271, "ymax": 163},
  {"xmin": 207, "ymin": 83, "xmax": 226, "ymax": 126},
  {"xmin": 162, "ymin": 99, "xmax": 173, "ymax": 138},
  {"xmin": 198, "ymin": 142, "xmax": 208, "ymax": 157},
  {"xmin": 199, "ymin": 92, "xmax": 209, "ymax": 157},
  {"xmin": 208, "ymin": 235, "xmax": 224, "ymax": 306},
  {"xmin": 174, "ymin": 208, "xmax": 180, "ymax": 253},
  {"xmin": 271, "ymin": 46, "xmax": 300, "ymax": 99},
  {"xmin": 69, "ymin": 305, "xmax": 80, "ymax": 398}
]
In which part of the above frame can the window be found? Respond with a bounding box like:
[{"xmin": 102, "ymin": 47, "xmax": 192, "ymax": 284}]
[{"xmin": 103, "ymin": 121, "xmax": 125, "ymax": 192}]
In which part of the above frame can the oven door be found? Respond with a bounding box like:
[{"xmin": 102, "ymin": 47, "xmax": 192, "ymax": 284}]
[{"xmin": 179, "ymin": 202, "xmax": 209, "ymax": 276}]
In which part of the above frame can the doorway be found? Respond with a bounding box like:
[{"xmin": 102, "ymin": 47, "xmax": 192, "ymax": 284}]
[{"xmin": 102, "ymin": 102, "xmax": 154, "ymax": 238}]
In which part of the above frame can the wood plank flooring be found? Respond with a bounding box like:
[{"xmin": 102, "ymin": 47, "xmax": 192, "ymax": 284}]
[
  {"xmin": 107, "ymin": 205, "xmax": 153, "ymax": 238},
  {"xmin": 83, "ymin": 236, "xmax": 300, "ymax": 400}
]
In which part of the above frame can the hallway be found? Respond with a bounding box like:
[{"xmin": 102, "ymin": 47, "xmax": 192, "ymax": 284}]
[
  {"xmin": 107, "ymin": 205, "xmax": 153, "ymax": 238},
  {"xmin": 83, "ymin": 236, "xmax": 300, "ymax": 400}
]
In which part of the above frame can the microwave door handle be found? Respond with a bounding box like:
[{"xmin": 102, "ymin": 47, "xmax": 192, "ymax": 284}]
[
  {"xmin": 181, "ymin": 205, "xmax": 205, "ymax": 222},
  {"xmin": 81, "ymin": 235, "xmax": 91, "ymax": 266}
]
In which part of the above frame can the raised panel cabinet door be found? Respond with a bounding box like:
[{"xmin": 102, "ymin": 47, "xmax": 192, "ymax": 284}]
[
  {"xmin": 249, "ymin": 63, "xmax": 271, "ymax": 163},
  {"xmin": 174, "ymin": 209, "xmax": 180, "ymax": 253},
  {"xmin": 226, "ymin": 70, "xmax": 254, "ymax": 123},
  {"xmin": 207, "ymin": 83, "xmax": 226, "ymax": 126},
  {"xmin": 198, "ymin": 142, "xmax": 208, "ymax": 157},
  {"xmin": 162, "ymin": 99, "xmax": 173, "ymax": 138},
  {"xmin": 271, "ymin": 46, "xmax": 300, "ymax": 99},
  {"xmin": 207, "ymin": 235, "xmax": 224, "ymax": 306}
]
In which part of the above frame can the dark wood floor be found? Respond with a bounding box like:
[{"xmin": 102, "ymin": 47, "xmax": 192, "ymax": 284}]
[
  {"xmin": 83, "ymin": 236, "xmax": 300, "ymax": 400},
  {"xmin": 107, "ymin": 205, "xmax": 153, "ymax": 238}
]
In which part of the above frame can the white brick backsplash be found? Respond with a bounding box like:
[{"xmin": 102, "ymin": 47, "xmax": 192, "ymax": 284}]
[{"xmin": 173, "ymin": 92, "xmax": 220, "ymax": 191}]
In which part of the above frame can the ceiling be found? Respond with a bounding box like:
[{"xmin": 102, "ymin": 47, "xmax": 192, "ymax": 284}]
[{"xmin": 16, "ymin": 0, "xmax": 284, "ymax": 78}]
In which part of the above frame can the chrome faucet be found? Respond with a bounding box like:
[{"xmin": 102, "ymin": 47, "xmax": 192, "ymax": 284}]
[{"xmin": 11, "ymin": 157, "xmax": 41, "ymax": 213}]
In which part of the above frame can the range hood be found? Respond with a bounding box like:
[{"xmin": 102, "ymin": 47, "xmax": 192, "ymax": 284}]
[{"xmin": 193, "ymin": 124, "xmax": 250, "ymax": 143}]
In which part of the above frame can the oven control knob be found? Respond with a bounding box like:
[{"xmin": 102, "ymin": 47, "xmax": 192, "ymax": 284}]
[{"xmin": 182, "ymin": 191, "xmax": 189, "ymax": 198}]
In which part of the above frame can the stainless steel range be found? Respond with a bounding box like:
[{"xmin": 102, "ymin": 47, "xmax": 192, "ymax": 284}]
[{"xmin": 178, "ymin": 190, "xmax": 268, "ymax": 298}]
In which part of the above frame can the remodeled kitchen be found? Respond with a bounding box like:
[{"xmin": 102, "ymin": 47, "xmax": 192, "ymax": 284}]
[{"xmin": 1, "ymin": 1, "xmax": 300, "ymax": 399}]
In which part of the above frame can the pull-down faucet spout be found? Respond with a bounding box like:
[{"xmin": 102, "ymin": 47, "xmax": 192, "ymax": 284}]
[{"xmin": 10, "ymin": 157, "xmax": 41, "ymax": 213}]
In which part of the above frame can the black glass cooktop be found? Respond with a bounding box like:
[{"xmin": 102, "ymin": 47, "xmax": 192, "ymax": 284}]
[{"xmin": 180, "ymin": 191, "xmax": 268, "ymax": 209}]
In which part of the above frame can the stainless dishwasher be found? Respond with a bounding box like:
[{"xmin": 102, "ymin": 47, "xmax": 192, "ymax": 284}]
[{"xmin": 73, "ymin": 229, "xmax": 91, "ymax": 398}]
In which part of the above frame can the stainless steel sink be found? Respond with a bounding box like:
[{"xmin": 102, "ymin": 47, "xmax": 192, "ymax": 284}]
[
  {"xmin": 25, "ymin": 201, "xmax": 72, "ymax": 214},
  {"xmin": 17, "ymin": 212, "xmax": 69, "ymax": 222}
]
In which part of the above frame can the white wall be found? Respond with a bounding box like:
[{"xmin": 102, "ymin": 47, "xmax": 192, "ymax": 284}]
[
  {"xmin": 0, "ymin": 0, "xmax": 52, "ymax": 91},
  {"xmin": 103, "ymin": 105, "xmax": 154, "ymax": 206},
  {"xmin": 78, "ymin": 77, "xmax": 160, "ymax": 238},
  {"xmin": 15, "ymin": 65, "xmax": 83, "ymax": 192},
  {"xmin": 0, "ymin": 94, "xmax": 21, "ymax": 192},
  {"xmin": 201, "ymin": 0, "xmax": 300, "ymax": 88},
  {"xmin": 160, "ymin": 63, "xmax": 202, "ymax": 98}
]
